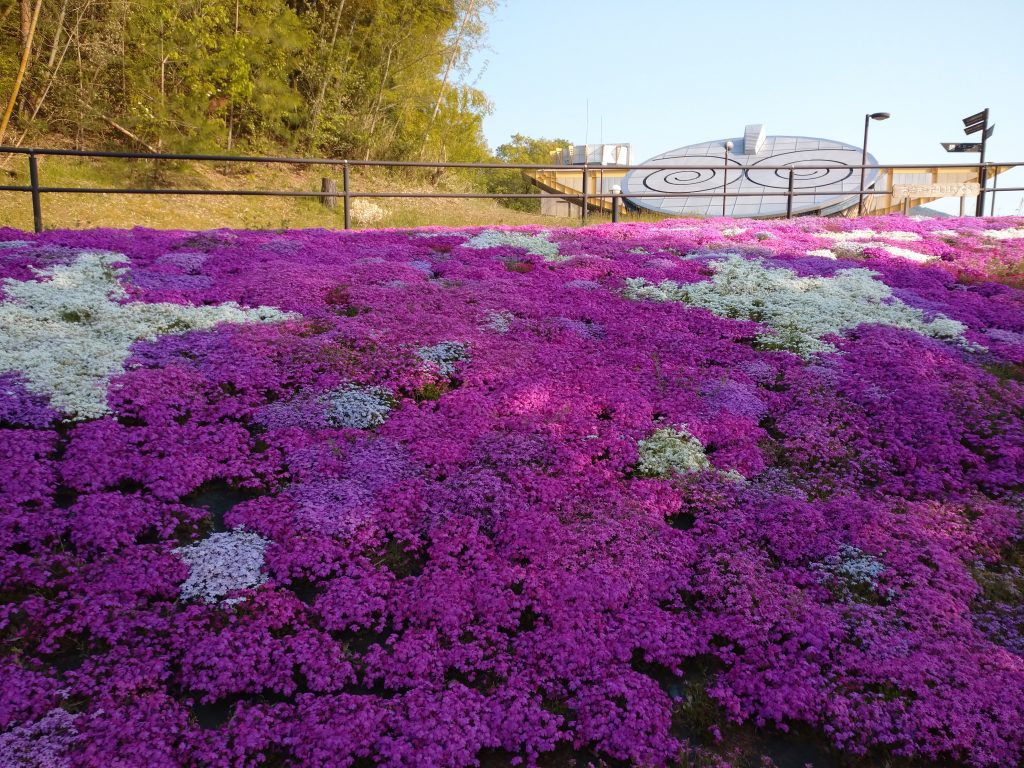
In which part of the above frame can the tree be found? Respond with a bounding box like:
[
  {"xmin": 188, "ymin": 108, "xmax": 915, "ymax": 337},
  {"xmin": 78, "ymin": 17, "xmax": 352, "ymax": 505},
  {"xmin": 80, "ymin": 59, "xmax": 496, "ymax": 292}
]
[
  {"xmin": 0, "ymin": 0, "xmax": 495, "ymax": 163},
  {"xmin": 487, "ymin": 133, "xmax": 571, "ymax": 212},
  {"xmin": 117, "ymin": 0, "xmax": 307, "ymax": 153}
]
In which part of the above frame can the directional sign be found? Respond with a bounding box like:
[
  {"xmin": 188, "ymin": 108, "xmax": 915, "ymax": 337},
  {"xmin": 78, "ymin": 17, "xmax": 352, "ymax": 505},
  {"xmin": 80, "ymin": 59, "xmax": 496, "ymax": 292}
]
[
  {"xmin": 964, "ymin": 122, "xmax": 984, "ymax": 135},
  {"xmin": 984, "ymin": 125, "xmax": 995, "ymax": 140},
  {"xmin": 963, "ymin": 110, "xmax": 987, "ymax": 126},
  {"xmin": 942, "ymin": 142, "xmax": 982, "ymax": 152}
]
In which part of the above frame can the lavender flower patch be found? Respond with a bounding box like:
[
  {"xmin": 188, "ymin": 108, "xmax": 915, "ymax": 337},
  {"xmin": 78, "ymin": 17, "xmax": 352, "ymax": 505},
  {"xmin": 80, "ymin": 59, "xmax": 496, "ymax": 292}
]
[
  {"xmin": 0, "ymin": 709, "xmax": 78, "ymax": 768},
  {"xmin": 174, "ymin": 529, "xmax": 270, "ymax": 604}
]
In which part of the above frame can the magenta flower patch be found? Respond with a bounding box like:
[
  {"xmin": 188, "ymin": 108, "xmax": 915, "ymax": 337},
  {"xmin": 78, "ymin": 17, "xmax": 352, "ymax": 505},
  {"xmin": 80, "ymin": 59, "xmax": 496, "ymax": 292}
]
[{"xmin": 1, "ymin": 216, "xmax": 1023, "ymax": 768}]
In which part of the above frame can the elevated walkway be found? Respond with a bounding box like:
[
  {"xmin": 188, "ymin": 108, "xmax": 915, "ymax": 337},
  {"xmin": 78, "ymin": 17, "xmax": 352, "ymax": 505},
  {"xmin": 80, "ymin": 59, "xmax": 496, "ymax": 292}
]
[{"xmin": 524, "ymin": 167, "xmax": 630, "ymax": 215}]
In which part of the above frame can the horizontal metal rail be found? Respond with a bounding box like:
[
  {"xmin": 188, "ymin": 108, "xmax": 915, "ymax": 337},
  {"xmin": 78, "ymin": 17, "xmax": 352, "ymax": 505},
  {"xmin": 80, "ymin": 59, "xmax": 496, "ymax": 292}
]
[
  {"xmin": 1, "ymin": 146, "xmax": 1020, "ymax": 232},
  {"xmin": 1, "ymin": 145, "xmax": 1021, "ymax": 171},
  {"xmin": 0, "ymin": 186, "xmax": 935, "ymax": 198}
]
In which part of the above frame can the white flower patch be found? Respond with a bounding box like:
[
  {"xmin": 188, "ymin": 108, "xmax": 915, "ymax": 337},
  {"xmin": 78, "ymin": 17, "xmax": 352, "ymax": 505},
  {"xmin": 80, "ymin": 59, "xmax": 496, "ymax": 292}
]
[
  {"xmin": 819, "ymin": 229, "xmax": 922, "ymax": 242},
  {"xmin": 416, "ymin": 340, "xmax": 469, "ymax": 375},
  {"xmin": 465, "ymin": 229, "xmax": 566, "ymax": 261},
  {"xmin": 636, "ymin": 425, "xmax": 711, "ymax": 477},
  {"xmin": 811, "ymin": 544, "xmax": 887, "ymax": 602},
  {"xmin": 982, "ymin": 226, "xmax": 1024, "ymax": 240},
  {"xmin": 414, "ymin": 231, "xmax": 468, "ymax": 239},
  {"xmin": 0, "ymin": 251, "xmax": 299, "ymax": 420},
  {"xmin": 815, "ymin": 230, "xmax": 932, "ymax": 262},
  {"xmin": 932, "ymin": 229, "xmax": 959, "ymax": 238},
  {"xmin": 624, "ymin": 254, "xmax": 972, "ymax": 357},
  {"xmin": 321, "ymin": 384, "xmax": 393, "ymax": 429},
  {"xmin": 0, "ymin": 240, "xmax": 30, "ymax": 249},
  {"xmin": 811, "ymin": 242, "xmax": 933, "ymax": 263},
  {"xmin": 351, "ymin": 199, "xmax": 386, "ymax": 225},
  {"xmin": 819, "ymin": 229, "xmax": 876, "ymax": 241},
  {"xmin": 871, "ymin": 243, "xmax": 932, "ymax": 263},
  {"xmin": 175, "ymin": 529, "xmax": 269, "ymax": 605},
  {"xmin": 877, "ymin": 231, "xmax": 923, "ymax": 242},
  {"xmin": 722, "ymin": 227, "xmax": 747, "ymax": 237},
  {"xmin": 482, "ymin": 310, "xmax": 514, "ymax": 333}
]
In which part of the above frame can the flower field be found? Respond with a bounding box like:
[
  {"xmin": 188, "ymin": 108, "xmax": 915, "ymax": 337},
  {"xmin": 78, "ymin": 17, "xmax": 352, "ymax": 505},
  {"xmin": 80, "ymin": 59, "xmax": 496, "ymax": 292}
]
[{"xmin": 1, "ymin": 216, "xmax": 1023, "ymax": 767}]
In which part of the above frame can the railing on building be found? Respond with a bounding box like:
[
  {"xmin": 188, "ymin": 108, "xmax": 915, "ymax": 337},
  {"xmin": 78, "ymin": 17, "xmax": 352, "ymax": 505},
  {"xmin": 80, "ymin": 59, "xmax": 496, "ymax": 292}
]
[{"xmin": 1, "ymin": 146, "xmax": 1021, "ymax": 233}]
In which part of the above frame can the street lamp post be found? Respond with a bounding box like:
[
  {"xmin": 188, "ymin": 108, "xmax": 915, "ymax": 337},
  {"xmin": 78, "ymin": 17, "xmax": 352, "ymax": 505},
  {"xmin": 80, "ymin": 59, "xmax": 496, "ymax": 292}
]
[
  {"xmin": 858, "ymin": 112, "xmax": 890, "ymax": 217},
  {"xmin": 722, "ymin": 140, "xmax": 734, "ymax": 217}
]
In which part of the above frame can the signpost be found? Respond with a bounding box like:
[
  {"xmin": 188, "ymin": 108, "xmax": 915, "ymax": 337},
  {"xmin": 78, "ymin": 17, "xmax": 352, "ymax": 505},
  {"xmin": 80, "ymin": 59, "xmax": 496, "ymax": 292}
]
[
  {"xmin": 942, "ymin": 109, "xmax": 994, "ymax": 216},
  {"xmin": 941, "ymin": 143, "xmax": 982, "ymax": 153}
]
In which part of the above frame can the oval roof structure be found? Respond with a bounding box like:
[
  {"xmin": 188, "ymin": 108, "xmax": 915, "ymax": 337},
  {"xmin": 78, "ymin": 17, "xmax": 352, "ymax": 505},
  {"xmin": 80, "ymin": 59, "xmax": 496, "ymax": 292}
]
[{"xmin": 622, "ymin": 125, "xmax": 880, "ymax": 218}]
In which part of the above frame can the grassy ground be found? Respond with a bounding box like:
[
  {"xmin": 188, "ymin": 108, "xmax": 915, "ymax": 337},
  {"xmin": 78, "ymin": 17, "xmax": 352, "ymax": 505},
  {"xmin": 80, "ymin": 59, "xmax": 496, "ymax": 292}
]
[{"xmin": 0, "ymin": 153, "xmax": 669, "ymax": 232}]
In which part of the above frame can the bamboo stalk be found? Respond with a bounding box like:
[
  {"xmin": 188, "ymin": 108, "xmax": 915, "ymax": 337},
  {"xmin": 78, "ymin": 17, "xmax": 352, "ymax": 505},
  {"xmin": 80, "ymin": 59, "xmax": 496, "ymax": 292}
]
[{"xmin": 0, "ymin": 0, "xmax": 44, "ymax": 146}]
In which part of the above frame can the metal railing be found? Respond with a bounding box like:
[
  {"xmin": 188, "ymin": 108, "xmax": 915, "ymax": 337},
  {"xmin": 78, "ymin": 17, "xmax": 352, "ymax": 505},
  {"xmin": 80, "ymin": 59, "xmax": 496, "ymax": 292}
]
[{"xmin": 1, "ymin": 146, "xmax": 1021, "ymax": 232}]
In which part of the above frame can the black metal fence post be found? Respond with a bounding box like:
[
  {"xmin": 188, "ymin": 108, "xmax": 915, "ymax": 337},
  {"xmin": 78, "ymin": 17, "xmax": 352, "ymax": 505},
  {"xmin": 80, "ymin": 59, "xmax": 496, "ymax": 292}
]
[
  {"xmin": 976, "ymin": 161, "xmax": 986, "ymax": 218},
  {"xmin": 342, "ymin": 160, "xmax": 351, "ymax": 230},
  {"xmin": 975, "ymin": 109, "xmax": 990, "ymax": 217},
  {"xmin": 611, "ymin": 184, "xmax": 621, "ymax": 223},
  {"xmin": 990, "ymin": 164, "xmax": 998, "ymax": 216},
  {"xmin": 581, "ymin": 163, "xmax": 588, "ymax": 225},
  {"xmin": 786, "ymin": 169, "xmax": 795, "ymax": 219},
  {"xmin": 28, "ymin": 152, "xmax": 42, "ymax": 233}
]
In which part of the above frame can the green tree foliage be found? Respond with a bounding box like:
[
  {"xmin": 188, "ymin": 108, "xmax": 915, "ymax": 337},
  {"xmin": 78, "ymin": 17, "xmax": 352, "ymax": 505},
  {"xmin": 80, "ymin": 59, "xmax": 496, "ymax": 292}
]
[
  {"xmin": 487, "ymin": 133, "xmax": 570, "ymax": 212},
  {"xmin": 0, "ymin": 0, "xmax": 494, "ymax": 161}
]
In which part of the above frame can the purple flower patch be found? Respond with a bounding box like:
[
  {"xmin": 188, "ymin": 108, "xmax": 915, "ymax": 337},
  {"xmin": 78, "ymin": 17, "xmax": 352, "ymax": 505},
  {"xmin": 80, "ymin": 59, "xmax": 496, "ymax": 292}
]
[{"xmin": 1, "ymin": 217, "xmax": 1023, "ymax": 767}]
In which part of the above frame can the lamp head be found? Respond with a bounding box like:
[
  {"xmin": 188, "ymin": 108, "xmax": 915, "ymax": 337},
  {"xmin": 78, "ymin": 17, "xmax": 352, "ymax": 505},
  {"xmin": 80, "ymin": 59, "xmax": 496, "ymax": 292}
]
[
  {"xmin": 869, "ymin": 112, "xmax": 891, "ymax": 121},
  {"xmin": 724, "ymin": 140, "xmax": 734, "ymax": 151}
]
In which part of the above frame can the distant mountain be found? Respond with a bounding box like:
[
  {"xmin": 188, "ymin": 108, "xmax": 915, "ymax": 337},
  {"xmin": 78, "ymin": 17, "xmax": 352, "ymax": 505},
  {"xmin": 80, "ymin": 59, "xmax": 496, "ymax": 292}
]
[{"xmin": 908, "ymin": 206, "xmax": 953, "ymax": 218}]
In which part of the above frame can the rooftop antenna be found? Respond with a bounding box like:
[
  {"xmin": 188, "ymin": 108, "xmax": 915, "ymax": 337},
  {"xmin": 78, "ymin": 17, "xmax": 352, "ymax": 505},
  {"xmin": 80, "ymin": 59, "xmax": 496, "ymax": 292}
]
[{"xmin": 585, "ymin": 98, "xmax": 589, "ymax": 147}]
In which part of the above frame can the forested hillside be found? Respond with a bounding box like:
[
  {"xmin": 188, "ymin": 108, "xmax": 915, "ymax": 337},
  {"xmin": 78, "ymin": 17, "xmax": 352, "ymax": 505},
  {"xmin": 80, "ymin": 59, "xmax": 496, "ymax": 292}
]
[{"xmin": 0, "ymin": 0, "xmax": 494, "ymax": 161}]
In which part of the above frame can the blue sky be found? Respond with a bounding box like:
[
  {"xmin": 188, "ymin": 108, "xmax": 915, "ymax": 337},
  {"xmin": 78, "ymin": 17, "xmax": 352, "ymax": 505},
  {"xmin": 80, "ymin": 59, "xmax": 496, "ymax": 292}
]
[{"xmin": 466, "ymin": 0, "xmax": 1024, "ymax": 215}]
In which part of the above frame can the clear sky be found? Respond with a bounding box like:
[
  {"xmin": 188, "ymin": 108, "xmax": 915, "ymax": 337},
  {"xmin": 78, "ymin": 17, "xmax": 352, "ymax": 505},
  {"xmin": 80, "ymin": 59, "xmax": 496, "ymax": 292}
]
[{"xmin": 466, "ymin": 0, "xmax": 1024, "ymax": 215}]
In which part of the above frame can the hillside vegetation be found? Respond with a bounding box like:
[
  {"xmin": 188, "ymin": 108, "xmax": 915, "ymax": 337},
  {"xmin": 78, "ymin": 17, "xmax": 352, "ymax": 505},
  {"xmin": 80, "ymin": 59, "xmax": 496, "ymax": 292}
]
[
  {"xmin": 0, "ymin": 1, "xmax": 606, "ymax": 228},
  {"xmin": 1, "ymin": 0, "xmax": 494, "ymax": 162}
]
